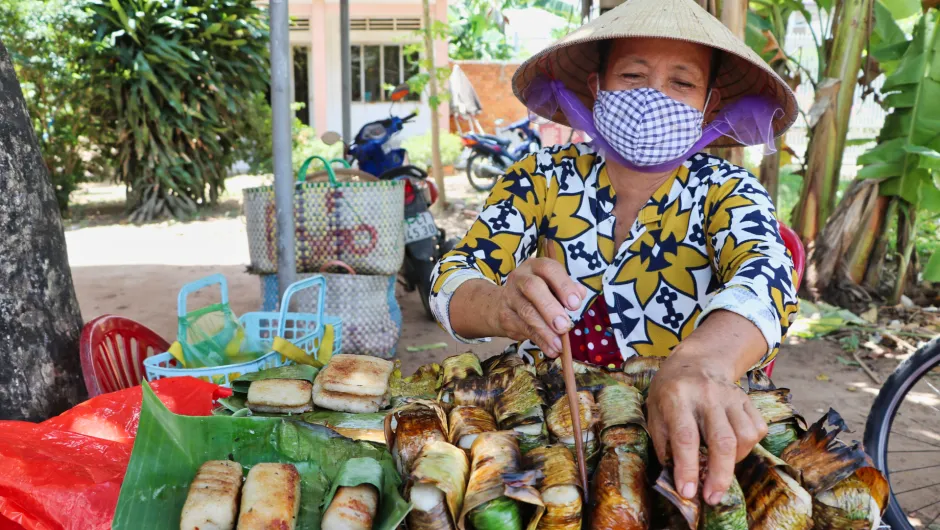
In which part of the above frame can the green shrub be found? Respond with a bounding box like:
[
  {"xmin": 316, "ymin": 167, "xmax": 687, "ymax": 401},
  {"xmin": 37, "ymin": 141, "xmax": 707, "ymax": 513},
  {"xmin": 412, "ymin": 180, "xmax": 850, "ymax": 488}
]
[
  {"xmin": 402, "ymin": 132, "xmax": 464, "ymax": 169},
  {"xmin": 293, "ymin": 125, "xmax": 345, "ymax": 176},
  {"xmin": 0, "ymin": 0, "xmax": 100, "ymax": 213},
  {"xmin": 81, "ymin": 0, "xmax": 269, "ymax": 221}
]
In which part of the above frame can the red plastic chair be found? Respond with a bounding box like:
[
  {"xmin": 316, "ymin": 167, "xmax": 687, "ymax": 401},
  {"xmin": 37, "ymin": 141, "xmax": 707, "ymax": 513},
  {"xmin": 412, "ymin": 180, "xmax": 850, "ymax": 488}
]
[
  {"xmin": 763, "ymin": 221, "xmax": 805, "ymax": 377},
  {"xmin": 80, "ymin": 315, "xmax": 170, "ymax": 398}
]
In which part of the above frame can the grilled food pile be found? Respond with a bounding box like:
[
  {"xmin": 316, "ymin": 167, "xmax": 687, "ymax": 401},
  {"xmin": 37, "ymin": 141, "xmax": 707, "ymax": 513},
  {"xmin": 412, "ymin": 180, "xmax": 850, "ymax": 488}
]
[{"xmin": 385, "ymin": 351, "xmax": 888, "ymax": 530}]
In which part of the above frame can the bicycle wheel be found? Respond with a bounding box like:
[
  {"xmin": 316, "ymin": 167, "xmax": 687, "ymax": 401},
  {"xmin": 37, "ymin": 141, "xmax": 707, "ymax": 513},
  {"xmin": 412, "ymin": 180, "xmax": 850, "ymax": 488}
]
[{"xmin": 864, "ymin": 337, "xmax": 940, "ymax": 530}]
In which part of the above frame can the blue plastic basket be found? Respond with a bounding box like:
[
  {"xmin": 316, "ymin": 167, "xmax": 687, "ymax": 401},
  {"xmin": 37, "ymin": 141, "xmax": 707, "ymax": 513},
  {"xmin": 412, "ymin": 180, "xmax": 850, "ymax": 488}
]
[{"xmin": 144, "ymin": 274, "xmax": 342, "ymax": 386}]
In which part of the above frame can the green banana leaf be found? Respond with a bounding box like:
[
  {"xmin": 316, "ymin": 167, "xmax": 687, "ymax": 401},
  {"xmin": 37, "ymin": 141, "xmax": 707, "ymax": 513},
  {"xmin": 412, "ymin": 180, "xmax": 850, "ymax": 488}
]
[
  {"xmin": 231, "ymin": 364, "xmax": 320, "ymax": 395},
  {"xmin": 322, "ymin": 457, "xmax": 400, "ymax": 520},
  {"xmin": 301, "ymin": 411, "xmax": 388, "ymax": 444},
  {"xmin": 112, "ymin": 383, "xmax": 410, "ymax": 530}
]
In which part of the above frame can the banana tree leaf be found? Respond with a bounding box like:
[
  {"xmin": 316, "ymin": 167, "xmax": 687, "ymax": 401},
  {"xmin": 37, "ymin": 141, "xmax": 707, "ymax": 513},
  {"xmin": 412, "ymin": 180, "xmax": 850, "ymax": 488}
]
[
  {"xmin": 880, "ymin": 0, "xmax": 921, "ymax": 20},
  {"xmin": 858, "ymin": 137, "xmax": 907, "ymax": 165},
  {"xmin": 301, "ymin": 411, "xmax": 388, "ymax": 444},
  {"xmin": 231, "ymin": 364, "xmax": 319, "ymax": 395},
  {"xmin": 112, "ymin": 383, "xmax": 410, "ymax": 530},
  {"xmin": 322, "ymin": 456, "xmax": 410, "ymax": 528},
  {"xmin": 858, "ymin": 162, "xmax": 903, "ymax": 179},
  {"xmin": 218, "ymin": 394, "xmax": 247, "ymax": 412},
  {"xmin": 789, "ymin": 299, "xmax": 866, "ymax": 338},
  {"xmin": 924, "ymin": 251, "xmax": 940, "ymax": 282}
]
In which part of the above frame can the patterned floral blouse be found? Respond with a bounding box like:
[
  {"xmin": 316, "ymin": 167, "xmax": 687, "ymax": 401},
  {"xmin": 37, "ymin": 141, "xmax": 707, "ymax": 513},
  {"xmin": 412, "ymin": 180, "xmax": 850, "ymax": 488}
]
[{"xmin": 430, "ymin": 143, "xmax": 799, "ymax": 369}]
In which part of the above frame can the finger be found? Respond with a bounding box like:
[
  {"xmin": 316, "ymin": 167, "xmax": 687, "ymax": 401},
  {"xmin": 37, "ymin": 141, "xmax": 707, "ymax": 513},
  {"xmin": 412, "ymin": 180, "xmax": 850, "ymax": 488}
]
[
  {"xmin": 510, "ymin": 296, "xmax": 562, "ymax": 357},
  {"xmin": 703, "ymin": 407, "xmax": 737, "ymax": 505},
  {"xmin": 666, "ymin": 401, "xmax": 701, "ymax": 500},
  {"xmin": 515, "ymin": 272, "xmax": 572, "ymax": 334},
  {"xmin": 531, "ymin": 259, "xmax": 586, "ymax": 311},
  {"xmin": 744, "ymin": 400, "xmax": 769, "ymax": 440},
  {"xmin": 726, "ymin": 403, "xmax": 761, "ymax": 462},
  {"xmin": 647, "ymin": 403, "xmax": 670, "ymax": 465}
]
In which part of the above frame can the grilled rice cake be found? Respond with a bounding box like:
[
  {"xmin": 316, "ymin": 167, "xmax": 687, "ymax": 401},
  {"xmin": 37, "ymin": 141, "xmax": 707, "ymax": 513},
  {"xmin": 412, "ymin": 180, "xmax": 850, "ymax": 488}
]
[
  {"xmin": 317, "ymin": 354, "xmax": 394, "ymax": 397},
  {"xmin": 312, "ymin": 379, "xmax": 390, "ymax": 413},
  {"xmin": 236, "ymin": 463, "xmax": 301, "ymax": 530},
  {"xmin": 321, "ymin": 484, "xmax": 379, "ymax": 530},
  {"xmin": 180, "ymin": 460, "xmax": 244, "ymax": 530},
  {"xmin": 246, "ymin": 379, "xmax": 313, "ymax": 414}
]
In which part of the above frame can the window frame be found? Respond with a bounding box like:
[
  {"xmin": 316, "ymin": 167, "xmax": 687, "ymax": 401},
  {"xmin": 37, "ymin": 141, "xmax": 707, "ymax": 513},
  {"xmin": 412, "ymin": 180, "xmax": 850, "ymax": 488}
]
[{"xmin": 350, "ymin": 43, "xmax": 421, "ymax": 104}]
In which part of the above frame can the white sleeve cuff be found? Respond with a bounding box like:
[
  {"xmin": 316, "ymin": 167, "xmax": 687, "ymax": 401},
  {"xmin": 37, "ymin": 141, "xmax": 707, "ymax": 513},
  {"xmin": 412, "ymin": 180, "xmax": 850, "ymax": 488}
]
[
  {"xmin": 696, "ymin": 286, "xmax": 780, "ymax": 362},
  {"xmin": 430, "ymin": 269, "xmax": 495, "ymax": 344}
]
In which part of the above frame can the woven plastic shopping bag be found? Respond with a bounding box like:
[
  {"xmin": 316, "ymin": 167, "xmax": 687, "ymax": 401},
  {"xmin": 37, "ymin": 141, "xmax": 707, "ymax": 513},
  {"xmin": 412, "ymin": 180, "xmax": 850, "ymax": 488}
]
[
  {"xmin": 243, "ymin": 156, "xmax": 405, "ymax": 275},
  {"xmin": 260, "ymin": 262, "xmax": 402, "ymax": 358}
]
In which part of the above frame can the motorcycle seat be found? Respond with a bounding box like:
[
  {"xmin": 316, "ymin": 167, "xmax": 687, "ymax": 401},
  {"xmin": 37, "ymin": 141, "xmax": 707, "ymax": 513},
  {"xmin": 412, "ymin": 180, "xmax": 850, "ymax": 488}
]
[{"xmin": 470, "ymin": 133, "xmax": 512, "ymax": 146}]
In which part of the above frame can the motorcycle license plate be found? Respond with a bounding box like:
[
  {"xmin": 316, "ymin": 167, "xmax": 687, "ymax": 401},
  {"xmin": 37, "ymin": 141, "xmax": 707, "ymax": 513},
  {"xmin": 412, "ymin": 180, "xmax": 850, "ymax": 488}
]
[{"xmin": 405, "ymin": 212, "xmax": 438, "ymax": 243}]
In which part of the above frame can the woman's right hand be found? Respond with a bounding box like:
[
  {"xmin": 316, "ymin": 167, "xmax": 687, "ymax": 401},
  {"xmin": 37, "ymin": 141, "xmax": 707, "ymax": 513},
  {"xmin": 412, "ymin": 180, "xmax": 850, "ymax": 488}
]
[{"xmin": 487, "ymin": 258, "xmax": 587, "ymax": 358}]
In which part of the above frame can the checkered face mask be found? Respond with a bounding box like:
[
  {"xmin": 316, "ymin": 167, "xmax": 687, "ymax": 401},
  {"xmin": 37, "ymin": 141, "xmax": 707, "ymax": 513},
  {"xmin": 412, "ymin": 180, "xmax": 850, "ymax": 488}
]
[{"xmin": 594, "ymin": 87, "xmax": 708, "ymax": 167}]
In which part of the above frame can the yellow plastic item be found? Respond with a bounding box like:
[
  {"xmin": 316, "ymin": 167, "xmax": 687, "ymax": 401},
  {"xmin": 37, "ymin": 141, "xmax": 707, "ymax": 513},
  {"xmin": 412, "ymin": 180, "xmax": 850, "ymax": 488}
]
[
  {"xmin": 317, "ymin": 324, "xmax": 335, "ymax": 364},
  {"xmin": 168, "ymin": 341, "xmax": 186, "ymax": 367},
  {"xmin": 273, "ymin": 337, "xmax": 323, "ymax": 367}
]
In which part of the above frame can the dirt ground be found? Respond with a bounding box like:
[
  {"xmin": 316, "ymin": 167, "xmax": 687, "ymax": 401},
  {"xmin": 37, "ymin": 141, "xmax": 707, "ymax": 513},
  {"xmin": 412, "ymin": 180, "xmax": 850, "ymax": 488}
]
[{"xmin": 67, "ymin": 174, "xmax": 900, "ymax": 434}]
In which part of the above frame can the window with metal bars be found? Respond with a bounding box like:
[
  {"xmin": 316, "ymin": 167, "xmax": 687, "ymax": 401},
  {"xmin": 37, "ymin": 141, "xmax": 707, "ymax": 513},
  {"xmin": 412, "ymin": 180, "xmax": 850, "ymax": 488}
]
[{"xmin": 350, "ymin": 44, "xmax": 421, "ymax": 103}]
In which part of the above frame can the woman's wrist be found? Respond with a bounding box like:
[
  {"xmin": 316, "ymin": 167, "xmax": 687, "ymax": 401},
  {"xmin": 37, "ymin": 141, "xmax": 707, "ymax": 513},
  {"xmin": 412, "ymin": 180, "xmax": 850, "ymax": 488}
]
[{"xmin": 451, "ymin": 279, "xmax": 503, "ymax": 338}]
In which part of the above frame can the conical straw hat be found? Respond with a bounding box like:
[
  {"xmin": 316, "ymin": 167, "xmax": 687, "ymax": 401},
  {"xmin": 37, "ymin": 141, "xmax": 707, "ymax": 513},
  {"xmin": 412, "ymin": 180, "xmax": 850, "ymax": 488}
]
[{"xmin": 512, "ymin": 0, "xmax": 798, "ymax": 147}]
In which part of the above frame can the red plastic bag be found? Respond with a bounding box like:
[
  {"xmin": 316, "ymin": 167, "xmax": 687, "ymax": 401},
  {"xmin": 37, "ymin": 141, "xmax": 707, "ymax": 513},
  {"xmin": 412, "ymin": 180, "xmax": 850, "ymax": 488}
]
[
  {"xmin": 41, "ymin": 377, "xmax": 230, "ymax": 444},
  {"xmin": 0, "ymin": 422, "xmax": 131, "ymax": 530},
  {"xmin": 0, "ymin": 377, "xmax": 228, "ymax": 530}
]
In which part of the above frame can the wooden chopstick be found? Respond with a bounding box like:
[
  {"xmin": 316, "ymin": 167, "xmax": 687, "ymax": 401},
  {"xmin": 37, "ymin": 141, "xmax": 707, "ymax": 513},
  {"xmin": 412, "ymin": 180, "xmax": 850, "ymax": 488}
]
[{"xmin": 544, "ymin": 242, "xmax": 589, "ymax": 501}]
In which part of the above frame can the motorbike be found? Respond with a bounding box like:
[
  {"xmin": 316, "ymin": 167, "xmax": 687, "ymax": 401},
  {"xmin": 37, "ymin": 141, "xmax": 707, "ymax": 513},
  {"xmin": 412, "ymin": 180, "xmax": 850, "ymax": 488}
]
[
  {"xmin": 460, "ymin": 116, "xmax": 542, "ymax": 191},
  {"xmin": 322, "ymin": 85, "xmax": 455, "ymax": 320}
]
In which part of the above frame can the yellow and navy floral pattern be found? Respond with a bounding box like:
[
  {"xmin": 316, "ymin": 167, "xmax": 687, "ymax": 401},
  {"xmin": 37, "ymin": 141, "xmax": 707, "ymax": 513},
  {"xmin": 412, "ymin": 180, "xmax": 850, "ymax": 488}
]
[{"xmin": 430, "ymin": 143, "xmax": 798, "ymax": 368}]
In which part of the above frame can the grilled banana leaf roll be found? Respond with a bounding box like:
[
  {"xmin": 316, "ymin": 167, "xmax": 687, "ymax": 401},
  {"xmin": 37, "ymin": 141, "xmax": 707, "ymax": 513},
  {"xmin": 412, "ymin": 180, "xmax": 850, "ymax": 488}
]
[
  {"xmin": 598, "ymin": 383, "xmax": 646, "ymax": 431},
  {"xmin": 442, "ymin": 353, "xmax": 483, "ymax": 389},
  {"xmin": 448, "ymin": 406, "xmax": 498, "ymax": 451},
  {"xmin": 735, "ymin": 444, "xmax": 813, "ymax": 530},
  {"xmin": 481, "ymin": 350, "xmax": 528, "ymax": 376},
  {"xmin": 494, "ymin": 370, "xmax": 547, "ymax": 453},
  {"xmin": 390, "ymin": 361, "xmax": 443, "ymax": 402},
  {"xmin": 547, "ymin": 391, "xmax": 599, "ymax": 460},
  {"xmin": 520, "ymin": 445, "xmax": 582, "ymax": 530},
  {"xmin": 749, "ymin": 388, "xmax": 807, "ymax": 457},
  {"xmin": 780, "ymin": 409, "xmax": 885, "ymax": 497},
  {"xmin": 747, "ymin": 368, "xmax": 777, "ymax": 391},
  {"xmin": 620, "ymin": 356, "xmax": 663, "ymax": 392},
  {"xmin": 459, "ymin": 431, "xmax": 539, "ymax": 530},
  {"xmin": 600, "ymin": 425, "xmax": 650, "ymax": 457},
  {"xmin": 450, "ymin": 376, "xmax": 499, "ymax": 409},
  {"xmin": 406, "ymin": 440, "xmax": 470, "ymax": 530},
  {"xmin": 655, "ymin": 449, "xmax": 747, "ymax": 530},
  {"xmin": 813, "ymin": 468, "xmax": 888, "ymax": 530},
  {"xmin": 780, "ymin": 410, "xmax": 888, "ymax": 529},
  {"xmin": 592, "ymin": 447, "xmax": 650, "ymax": 530},
  {"xmin": 384, "ymin": 399, "xmax": 449, "ymax": 477}
]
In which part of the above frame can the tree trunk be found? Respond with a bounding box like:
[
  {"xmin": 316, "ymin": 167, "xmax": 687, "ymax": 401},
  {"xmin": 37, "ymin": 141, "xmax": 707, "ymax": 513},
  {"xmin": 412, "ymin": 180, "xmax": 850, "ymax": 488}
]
[
  {"xmin": 893, "ymin": 200, "xmax": 918, "ymax": 304},
  {"xmin": 790, "ymin": 0, "xmax": 873, "ymax": 244},
  {"xmin": 759, "ymin": 138, "xmax": 781, "ymax": 205},
  {"xmin": 715, "ymin": 0, "xmax": 747, "ymax": 167},
  {"xmin": 0, "ymin": 41, "xmax": 86, "ymax": 420},
  {"xmin": 422, "ymin": 0, "xmax": 447, "ymax": 210}
]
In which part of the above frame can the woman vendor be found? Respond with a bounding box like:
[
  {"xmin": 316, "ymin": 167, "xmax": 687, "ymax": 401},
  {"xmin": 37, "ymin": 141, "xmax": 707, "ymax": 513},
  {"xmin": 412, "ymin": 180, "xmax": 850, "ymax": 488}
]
[{"xmin": 429, "ymin": 0, "xmax": 799, "ymax": 510}]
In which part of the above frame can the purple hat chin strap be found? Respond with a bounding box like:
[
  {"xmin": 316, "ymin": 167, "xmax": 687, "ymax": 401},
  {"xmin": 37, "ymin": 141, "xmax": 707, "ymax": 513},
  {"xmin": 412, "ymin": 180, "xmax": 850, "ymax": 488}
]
[{"xmin": 524, "ymin": 79, "xmax": 782, "ymax": 173}]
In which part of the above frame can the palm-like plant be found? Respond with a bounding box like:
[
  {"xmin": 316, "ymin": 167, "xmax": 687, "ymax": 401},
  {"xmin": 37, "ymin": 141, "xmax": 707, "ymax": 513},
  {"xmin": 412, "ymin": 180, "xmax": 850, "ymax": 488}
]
[{"xmin": 82, "ymin": 0, "xmax": 269, "ymax": 221}]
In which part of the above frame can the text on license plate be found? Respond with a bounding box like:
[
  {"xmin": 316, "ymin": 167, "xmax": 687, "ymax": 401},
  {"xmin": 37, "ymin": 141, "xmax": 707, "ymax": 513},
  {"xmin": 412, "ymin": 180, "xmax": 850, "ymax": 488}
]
[{"xmin": 405, "ymin": 212, "xmax": 438, "ymax": 243}]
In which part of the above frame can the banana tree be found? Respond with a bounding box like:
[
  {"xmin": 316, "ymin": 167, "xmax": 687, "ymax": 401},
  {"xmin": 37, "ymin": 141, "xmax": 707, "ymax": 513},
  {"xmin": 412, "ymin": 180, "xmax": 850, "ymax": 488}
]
[
  {"xmin": 789, "ymin": 0, "xmax": 874, "ymax": 244},
  {"xmin": 807, "ymin": 9, "xmax": 940, "ymax": 305}
]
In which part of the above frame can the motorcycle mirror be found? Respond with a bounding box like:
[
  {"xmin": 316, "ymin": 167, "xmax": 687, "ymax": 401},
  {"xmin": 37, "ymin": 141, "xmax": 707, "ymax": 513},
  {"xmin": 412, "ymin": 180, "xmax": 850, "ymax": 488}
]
[
  {"xmin": 390, "ymin": 84, "xmax": 410, "ymax": 102},
  {"xmin": 321, "ymin": 131, "xmax": 343, "ymax": 146}
]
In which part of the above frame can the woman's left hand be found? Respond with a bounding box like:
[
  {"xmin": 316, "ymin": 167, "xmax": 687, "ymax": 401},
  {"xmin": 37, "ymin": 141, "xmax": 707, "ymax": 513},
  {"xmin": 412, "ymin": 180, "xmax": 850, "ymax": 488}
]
[{"xmin": 646, "ymin": 334, "xmax": 768, "ymax": 506}]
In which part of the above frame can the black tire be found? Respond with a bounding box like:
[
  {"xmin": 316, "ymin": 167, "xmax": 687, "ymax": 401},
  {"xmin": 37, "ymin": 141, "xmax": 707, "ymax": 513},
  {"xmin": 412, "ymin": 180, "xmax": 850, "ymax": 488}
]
[
  {"xmin": 415, "ymin": 257, "xmax": 436, "ymax": 321},
  {"xmin": 466, "ymin": 151, "xmax": 500, "ymax": 192},
  {"xmin": 864, "ymin": 336, "xmax": 940, "ymax": 530}
]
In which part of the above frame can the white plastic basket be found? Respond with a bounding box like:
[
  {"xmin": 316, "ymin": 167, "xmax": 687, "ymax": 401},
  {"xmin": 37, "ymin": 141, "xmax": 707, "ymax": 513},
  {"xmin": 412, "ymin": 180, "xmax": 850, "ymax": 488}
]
[{"xmin": 144, "ymin": 274, "xmax": 342, "ymax": 386}]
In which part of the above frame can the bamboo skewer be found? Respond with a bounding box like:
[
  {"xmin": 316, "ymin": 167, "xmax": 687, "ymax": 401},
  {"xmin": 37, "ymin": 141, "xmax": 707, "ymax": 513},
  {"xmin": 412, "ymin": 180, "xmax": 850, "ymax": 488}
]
[{"xmin": 545, "ymin": 242, "xmax": 589, "ymax": 501}]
